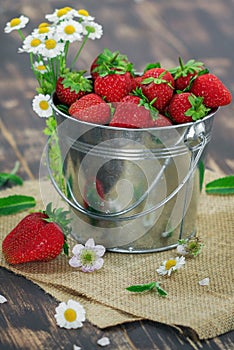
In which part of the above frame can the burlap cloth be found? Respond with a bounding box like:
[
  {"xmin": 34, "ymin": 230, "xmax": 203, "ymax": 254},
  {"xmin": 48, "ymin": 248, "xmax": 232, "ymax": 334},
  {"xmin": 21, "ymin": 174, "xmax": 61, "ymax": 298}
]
[{"xmin": 0, "ymin": 170, "xmax": 233, "ymax": 340}]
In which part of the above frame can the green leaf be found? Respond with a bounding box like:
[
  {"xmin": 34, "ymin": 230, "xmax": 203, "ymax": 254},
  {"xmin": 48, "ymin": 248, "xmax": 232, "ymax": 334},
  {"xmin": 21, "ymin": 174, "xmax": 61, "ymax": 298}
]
[
  {"xmin": 198, "ymin": 161, "xmax": 205, "ymax": 191},
  {"xmin": 205, "ymin": 176, "xmax": 234, "ymax": 195},
  {"xmin": 126, "ymin": 281, "xmax": 156, "ymax": 293},
  {"xmin": 0, "ymin": 173, "xmax": 23, "ymax": 188},
  {"xmin": 155, "ymin": 282, "xmax": 168, "ymax": 297},
  {"xmin": 0, "ymin": 195, "xmax": 36, "ymax": 215}
]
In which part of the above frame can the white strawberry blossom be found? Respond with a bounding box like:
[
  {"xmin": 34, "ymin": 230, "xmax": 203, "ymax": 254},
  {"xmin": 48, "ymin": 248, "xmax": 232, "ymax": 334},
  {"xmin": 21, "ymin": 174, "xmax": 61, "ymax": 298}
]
[
  {"xmin": 69, "ymin": 238, "xmax": 106, "ymax": 272},
  {"xmin": 32, "ymin": 94, "xmax": 52, "ymax": 118},
  {"xmin": 4, "ymin": 15, "xmax": 29, "ymax": 33}
]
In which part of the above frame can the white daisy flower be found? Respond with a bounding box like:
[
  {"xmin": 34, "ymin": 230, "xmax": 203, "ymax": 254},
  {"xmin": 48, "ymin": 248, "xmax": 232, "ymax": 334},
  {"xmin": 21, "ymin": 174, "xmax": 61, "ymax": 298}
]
[
  {"xmin": 4, "ymin": 15, "xmax": 29, "ymax": 33},
  {"xmin": 55, "ymin": 299, "xmax": 86, "ymax": 329},
  {"xmin": 97, "ymin": 336, "xmax": 110, "ymax": 347},
  {"xmin": 156, "ymin": 256, "xmax": 185, "ymax": 277},
  {"xmin": 32, "ymin": 94, "xmax": 52, "ymax": 118},
  {"xmin": 33, "ymin": 61, "xmax": 47, "ymax": 74},
  {"xmin": 0, "ymin": 295, "xmax": 7, "ymax": 304},
  {"xmin": 73, "ymin": 9, "xmax": 95, "ymax": 21},
  {"xmin": 19, "ymin": 34, "xmax": 43, "ymax": 54},
  {"xmin": 45, "ymin": 7, "xmax": 74, "ymax": 23},
  {"xmin": 38, "ymin": 35, "xmax": 65, "ymax": 59},
  {"xmin": 69, "ymin": 238, "xmax": 106, "ymax": 273},
  {"xmin": 31, "ymin": 25, "xmax": 55, "ymax": 38},
  {"xmin": 56, "ymin": 19, "xmax": 83, "ymax": 43},
  {"xmin": 82, "ymin": 21, "xmax": 103, "ymax": 40}
]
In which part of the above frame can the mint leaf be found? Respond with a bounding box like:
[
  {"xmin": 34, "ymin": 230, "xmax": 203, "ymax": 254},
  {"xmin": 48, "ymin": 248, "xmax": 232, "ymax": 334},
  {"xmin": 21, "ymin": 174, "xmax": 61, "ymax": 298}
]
[
  {"xmin": 0, "ymin": 173, "xmax": 23, "ymax": 188},
  {"xmin": 205, "ymin": 175, "xmax": 234, "ymax": 195},
  {"xmin": 155, "ymin": 282, "xmax": 168, "ymax": 297},
  {"xmin": 0, "ymin": 195, "xmax": 36, "ymax": 215},
  {"xmin": 126, "ymin": 282, "xmax": 156, "ymax": 293},
  {"xmin": 126, "ymin": 281, "xmax": 168, "ymax": 297}
]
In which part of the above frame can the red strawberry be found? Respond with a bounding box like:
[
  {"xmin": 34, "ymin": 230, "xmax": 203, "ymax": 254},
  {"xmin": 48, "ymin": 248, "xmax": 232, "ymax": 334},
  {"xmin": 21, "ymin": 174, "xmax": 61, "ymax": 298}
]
[
  {"xmin": 190, "ymin": 73, "xmax": 232, "ymax": 108},
  {"xmin": 109, "ymin": 95, "xmax": 152, "ymax": 128},
  {"xmin": 168, "ymin": 92, "xmax": 210, "ymax": 124},
  {"xmin": 131, "ymin": 75, "xmax": 144, "ymax": 91},
  {"xmin": 169, "ymin": 57, "xmax": 204, "ymax": 91},
  {"xmin": 68, "ymin": 93, "xmax": 110, "ymax": 124},
  {"xmin": 2, "ymin": 203, "xmax": 70, "ymax": 265},
  {"xmin": 140, "ymin": 68, "xmax": 175, "ymax": 111},
  {"xmin": 94, "ymin": 72, "xmax": 132, "ymax": 102},
  {"xmin": 148, "ymin": 114, "xmax": 173, "ymax": 127},
  {"xmin": 56, "ymin": 71, "xmax": 93, "ymax": 106},
  {"xmin": 90, "ymin": 48, "xmax": 134, "ymax": 80}
]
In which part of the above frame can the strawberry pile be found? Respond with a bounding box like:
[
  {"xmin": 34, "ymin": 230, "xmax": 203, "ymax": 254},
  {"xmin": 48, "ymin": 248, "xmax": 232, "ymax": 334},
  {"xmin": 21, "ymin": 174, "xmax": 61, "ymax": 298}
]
[{"xmin": 55, "ymin": 50, "xmax": 232, "ymax": 128}]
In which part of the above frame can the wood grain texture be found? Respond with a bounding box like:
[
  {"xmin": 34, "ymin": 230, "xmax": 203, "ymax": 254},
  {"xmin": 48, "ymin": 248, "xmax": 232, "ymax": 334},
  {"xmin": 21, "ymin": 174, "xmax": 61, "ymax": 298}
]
[{"xmin": 0, "ymin": 0, "xmax": 233, "ymax": 349}]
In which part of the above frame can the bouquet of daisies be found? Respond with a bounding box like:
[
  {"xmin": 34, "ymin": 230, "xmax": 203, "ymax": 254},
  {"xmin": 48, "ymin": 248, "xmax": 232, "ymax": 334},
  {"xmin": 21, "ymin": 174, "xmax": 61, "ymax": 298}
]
[{"xmin": 4, "ymin": 6, "xmax": 103, "ymax": 119}]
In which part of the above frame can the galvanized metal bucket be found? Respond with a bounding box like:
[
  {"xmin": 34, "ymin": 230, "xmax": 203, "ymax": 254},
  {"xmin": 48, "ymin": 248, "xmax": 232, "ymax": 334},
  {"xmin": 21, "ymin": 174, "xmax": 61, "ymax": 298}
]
[{"xmin": 48, "ymin": 94, "xmax": 216, "ymax": 253}]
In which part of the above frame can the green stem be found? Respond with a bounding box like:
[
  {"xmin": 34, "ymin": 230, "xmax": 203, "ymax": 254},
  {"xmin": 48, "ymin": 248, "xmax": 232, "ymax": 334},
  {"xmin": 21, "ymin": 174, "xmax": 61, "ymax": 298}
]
[
  {"xmin": 17, "ymin": 29, "xmax": 25, "ymax": 40},
  {"xmin": 70, "ymin": 34, "xmax": 89, "ymax": 69}
]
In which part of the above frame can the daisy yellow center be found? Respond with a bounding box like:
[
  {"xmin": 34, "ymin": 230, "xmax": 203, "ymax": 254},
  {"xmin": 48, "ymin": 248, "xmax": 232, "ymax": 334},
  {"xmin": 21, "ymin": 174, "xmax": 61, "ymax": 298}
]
[
  {"xmin": 165, "ymin": 259, "xmax": 176, "ymax": 270},
  {"xmin": 31, "ymin": 38, "xmax": 41, "ymax": 47},
  {"xmin": 57, "ymin": 9, "xmax": 68, "ymax": 17},
  {"xmin": 64, "ymin": 25, "xmax": 76, "ymax": 35},
  {"xmin": 64, "ymin": 7, "xmax": 72, "ymax": 11},
  {"xmin": 64, "ymin": 308, "xmax": 77, "ymax": 322},
  {"xmin": 78, "ymin": 9, "xmax": 89, "ymax": 17},
  {"xmin": 38, "ymin": 22, "xmax": 49, "ymax": 28},
  {"xmin": 37, "ymin": 64, "xmax": 46, "ymax": 71},
  {"xmin": 39, "ymin": 100, "xmax": 49, "ymax": 110},
  {"xmin": 10, "ymin": 18, "xmax": 21, "ymax": 27},
  {"xmin": 45, "ymin": 39, "xmax": 57, "ymax": 50},
  {"xmin": 38, "ymin": 27, "xmax": 49, "ymax": 34}
]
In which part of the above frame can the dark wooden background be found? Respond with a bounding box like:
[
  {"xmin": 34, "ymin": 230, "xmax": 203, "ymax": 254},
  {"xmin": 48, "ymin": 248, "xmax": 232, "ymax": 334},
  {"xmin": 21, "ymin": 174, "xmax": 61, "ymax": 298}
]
[{"xmin": 0, "ymin": 0, "xmax": 233, "ymax": 349}]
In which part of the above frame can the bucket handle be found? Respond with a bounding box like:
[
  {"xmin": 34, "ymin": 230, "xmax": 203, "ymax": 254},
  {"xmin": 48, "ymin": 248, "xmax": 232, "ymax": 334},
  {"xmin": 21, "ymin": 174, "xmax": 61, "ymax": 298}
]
[{"xmin": 46, "ymin": 121, "xmax": 207, "ymax": 222}]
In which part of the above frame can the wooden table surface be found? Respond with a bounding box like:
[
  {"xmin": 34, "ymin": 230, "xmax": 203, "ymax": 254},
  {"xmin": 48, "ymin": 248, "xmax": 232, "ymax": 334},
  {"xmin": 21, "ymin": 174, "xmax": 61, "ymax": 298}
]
[{"xmin": 0, "ymin": 1, "xmax": 233, "ymax": 349}]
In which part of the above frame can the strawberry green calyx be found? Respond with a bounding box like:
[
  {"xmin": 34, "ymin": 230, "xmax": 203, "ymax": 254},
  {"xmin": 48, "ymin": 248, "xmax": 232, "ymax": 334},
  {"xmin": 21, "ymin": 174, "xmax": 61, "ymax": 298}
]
[
  {"xmin": 92, "ymin": 48, "xmax": 134, "ymax": 77},
  {"xmin": 43, "ymin": 202, "xmax": 71, "ymax": 255},
  {"xmin": 143, "ymin": 62, "xmax": 161, "ymax": 73},
  {"xmin": 141, "ymin": 71, "xmax": 174, "ymax": 89},
  {"xmin": 185, "ymin": 94, "xmax": 211, "ymax": 121},
  {"xmin": 133, "ymin": 87, "xmax": 159, "ymax": 120},
  {"xmin": 169, "ymin": 57, "xmax": 204, "ymax": 79},
  {"xmin": 61, "ymin": 71, "xmax": 93, "ymax": 94}
]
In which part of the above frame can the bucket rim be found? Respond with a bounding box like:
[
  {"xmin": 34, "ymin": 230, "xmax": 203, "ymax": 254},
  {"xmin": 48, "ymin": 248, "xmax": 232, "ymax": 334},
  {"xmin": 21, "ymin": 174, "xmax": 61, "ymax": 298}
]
[{"xmin": 51, "ymin": 92, "xmax": 218, "ymax": 132}]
